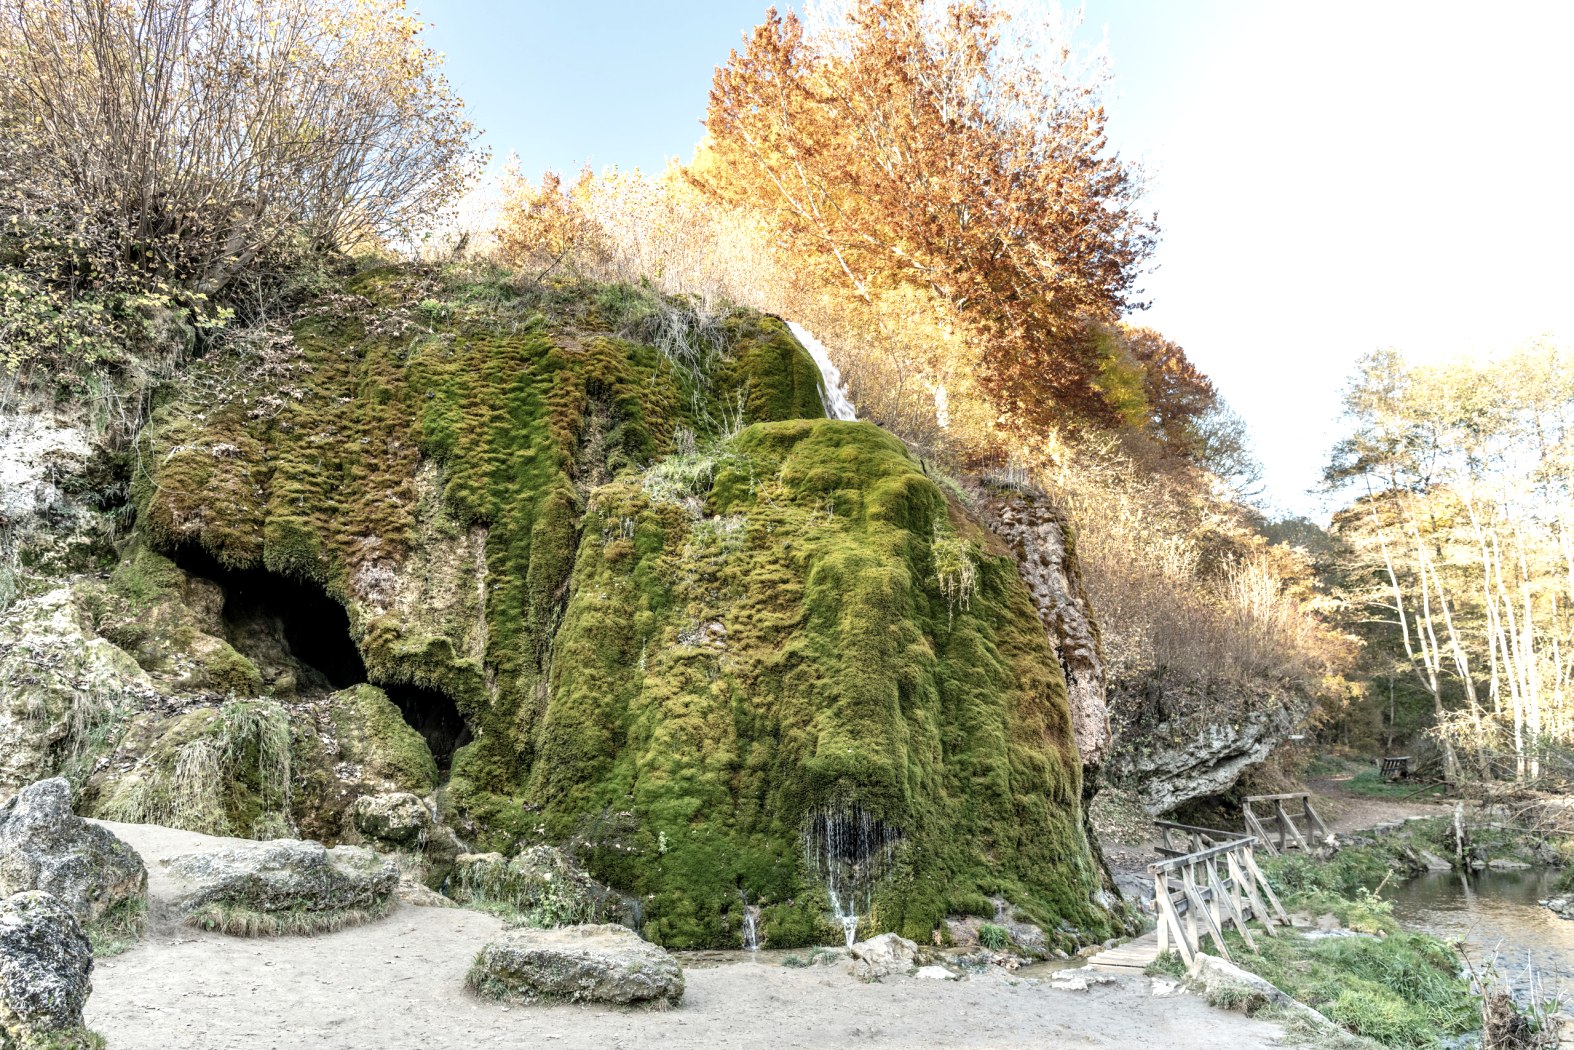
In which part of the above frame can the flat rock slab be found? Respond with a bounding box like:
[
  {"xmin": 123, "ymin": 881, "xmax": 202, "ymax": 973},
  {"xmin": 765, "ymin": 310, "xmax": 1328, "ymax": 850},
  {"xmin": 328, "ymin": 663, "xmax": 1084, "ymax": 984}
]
[
  {"xmin": 468, "ymin": 923, "xmax": 683, "ymax": 1006},
  {"xmin": 0, "ymin": 777, "xmax": 146, "ymax": 924},
  {"xmin": 164, "ymin": 839, "xmax": 397, "ymax": 931}
]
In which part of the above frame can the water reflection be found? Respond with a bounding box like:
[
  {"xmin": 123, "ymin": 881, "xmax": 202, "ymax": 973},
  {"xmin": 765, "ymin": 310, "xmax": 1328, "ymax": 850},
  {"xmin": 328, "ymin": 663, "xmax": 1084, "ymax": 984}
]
[{"xmin": 1387, "ymin": 868, "xmax": 1573, "ymax": 1014}]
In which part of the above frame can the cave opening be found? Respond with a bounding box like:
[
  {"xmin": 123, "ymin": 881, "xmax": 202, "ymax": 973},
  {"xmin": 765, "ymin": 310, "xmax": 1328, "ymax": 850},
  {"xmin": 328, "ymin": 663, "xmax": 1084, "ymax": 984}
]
[{"xmin": 171, "ymin": 545, "xmax": 471, "ymax": 771}]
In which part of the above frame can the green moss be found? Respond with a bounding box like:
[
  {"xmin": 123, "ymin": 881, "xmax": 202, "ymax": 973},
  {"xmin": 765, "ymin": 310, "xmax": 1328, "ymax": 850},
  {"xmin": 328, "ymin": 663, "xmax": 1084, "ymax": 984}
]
[
  {"xmin": 122, "ymin": 266, "xmax": 1110, "ymax": 949},
  {"xmin": 530, "ymin": 418, "xmax": 1105, "ymax": 948},
  {"xmin": 329, "ymin": 684, "xmax": 438, "ymax": 795}
]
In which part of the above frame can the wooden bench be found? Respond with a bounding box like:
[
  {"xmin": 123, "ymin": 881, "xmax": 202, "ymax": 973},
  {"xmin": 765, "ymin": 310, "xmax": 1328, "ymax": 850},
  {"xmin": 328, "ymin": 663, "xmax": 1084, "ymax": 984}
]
[{"xmin": 1380, "ymin": 755, "xmax": 1410, "ymax": 781}]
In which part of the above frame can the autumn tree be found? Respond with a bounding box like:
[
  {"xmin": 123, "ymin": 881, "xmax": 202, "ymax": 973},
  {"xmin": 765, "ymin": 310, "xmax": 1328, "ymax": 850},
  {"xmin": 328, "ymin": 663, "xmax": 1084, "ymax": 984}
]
[
  {"xmin": 0, "ymin": 0, "xmax": 483, "ymax": 379},
  {"xmin": 698, "ymin": 0, "xmax": 1157, "ymax": 434}
]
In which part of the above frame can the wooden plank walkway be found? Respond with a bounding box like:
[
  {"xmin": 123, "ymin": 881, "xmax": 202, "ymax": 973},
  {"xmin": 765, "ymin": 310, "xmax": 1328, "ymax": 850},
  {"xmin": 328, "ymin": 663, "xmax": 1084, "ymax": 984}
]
[{"xmin": 1088, "ymin": 930, "xmax": 1160, "ymax": 973}]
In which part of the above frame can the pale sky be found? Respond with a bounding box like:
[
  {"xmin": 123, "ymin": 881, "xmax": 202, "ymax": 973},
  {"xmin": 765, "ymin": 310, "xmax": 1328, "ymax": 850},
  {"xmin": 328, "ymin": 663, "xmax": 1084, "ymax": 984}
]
[{"xmin": 419, "ymin": 1, "xmax": 1574, "ymax": 519}]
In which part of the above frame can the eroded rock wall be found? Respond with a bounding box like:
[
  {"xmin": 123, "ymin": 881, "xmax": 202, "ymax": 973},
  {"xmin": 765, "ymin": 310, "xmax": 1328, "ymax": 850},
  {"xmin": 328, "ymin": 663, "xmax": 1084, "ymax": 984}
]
[{"xmin": 976, "ymin": 488, "xmax": 1110, "ymax": 772}]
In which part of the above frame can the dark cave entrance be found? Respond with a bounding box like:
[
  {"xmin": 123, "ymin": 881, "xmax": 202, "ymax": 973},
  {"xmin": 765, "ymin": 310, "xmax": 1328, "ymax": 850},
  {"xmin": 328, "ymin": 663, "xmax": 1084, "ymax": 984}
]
[{"xmin": 172, "ymin": 545, "xmax": 471, "ymax": 772}]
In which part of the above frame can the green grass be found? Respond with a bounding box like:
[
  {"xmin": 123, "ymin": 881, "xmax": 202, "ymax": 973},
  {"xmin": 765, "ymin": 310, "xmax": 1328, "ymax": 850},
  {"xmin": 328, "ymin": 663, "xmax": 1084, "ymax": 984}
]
[
  {"xmin": 978, "ymin": 922, "xmax": 1011, "ymax": 950},
  {"xmin": 184, "ymin": 898, "xmax": 392, "ymax": 937},
  {"xmin": 86, "ymin": 895, "xmax": 147, "ymax": 957},
  {"xmin": 1339, "ymin": 770, "xmax": 1449, "ymax": 801},
  {"xmin": 11, "ymin": 1029, "xmax": 109, "ymax": 1050},
  {"xmin": 1226, "ymin": 929, "xmax": 1475, "ymax": 1050}
]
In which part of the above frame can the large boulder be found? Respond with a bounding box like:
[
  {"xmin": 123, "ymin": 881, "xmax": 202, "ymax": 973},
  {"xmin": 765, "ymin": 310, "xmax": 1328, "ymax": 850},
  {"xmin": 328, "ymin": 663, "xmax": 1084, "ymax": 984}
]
[
  {"xmin": 0, "ymin": 778, "xmax": 146, "ymax": 925},
  {"xmin": 350, "ymin": 792, "xmax": 431, "ymax": 846},
  {"xmin": 467, "ymin": 924, "xmax": 684, "ymax": 1006},
  {"xmin": 0, "ymin": 891, "xmax": 95, "ymax": 1046},
  {"xmin": 164, "ymin": 839, "xmax": 397, "ymax": 935}
]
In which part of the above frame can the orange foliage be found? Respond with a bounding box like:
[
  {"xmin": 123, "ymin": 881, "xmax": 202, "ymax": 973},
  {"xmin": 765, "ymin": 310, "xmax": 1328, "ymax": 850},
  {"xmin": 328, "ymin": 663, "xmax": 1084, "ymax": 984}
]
[{"xmin": 697, "ymin": 1, "xmax": 1158, "ymax": 435}]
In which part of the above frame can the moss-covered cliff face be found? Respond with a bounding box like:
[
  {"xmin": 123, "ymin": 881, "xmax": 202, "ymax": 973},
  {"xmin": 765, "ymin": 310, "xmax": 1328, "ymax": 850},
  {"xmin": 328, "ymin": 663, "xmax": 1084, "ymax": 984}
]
[{"xmin": 24, "ymin": 267, "xmax": 1112, "ymax": 948}]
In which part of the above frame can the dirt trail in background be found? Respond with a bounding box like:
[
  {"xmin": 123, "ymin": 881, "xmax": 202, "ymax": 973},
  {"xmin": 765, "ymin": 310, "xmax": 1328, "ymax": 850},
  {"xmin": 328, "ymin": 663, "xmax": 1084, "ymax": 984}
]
[
  {"xmin": 1307, "ymin": 776, "xmax": 1455, "ymax": 836},
  {"xmin": 84, "ymin": 821, "xmax": 1290, "ymax": 1050}
]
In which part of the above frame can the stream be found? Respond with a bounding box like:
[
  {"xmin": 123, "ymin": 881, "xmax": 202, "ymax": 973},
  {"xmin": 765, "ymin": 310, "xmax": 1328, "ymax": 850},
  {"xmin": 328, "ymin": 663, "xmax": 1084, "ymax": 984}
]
[{"xmin": 1387, "ymin": 867, "xmax": 1573, "ymax": 1013}]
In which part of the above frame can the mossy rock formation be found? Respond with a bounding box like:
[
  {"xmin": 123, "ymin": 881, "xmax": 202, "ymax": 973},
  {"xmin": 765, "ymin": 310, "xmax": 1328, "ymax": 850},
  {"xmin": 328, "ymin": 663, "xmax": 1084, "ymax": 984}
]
[{"xmin": 111, "ymin": 269, "xmax": 1113, "ymax": 948}]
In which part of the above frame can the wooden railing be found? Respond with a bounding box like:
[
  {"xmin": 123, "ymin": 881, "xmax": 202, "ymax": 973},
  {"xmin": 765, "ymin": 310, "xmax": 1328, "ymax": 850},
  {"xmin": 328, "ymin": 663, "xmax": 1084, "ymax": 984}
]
[
  {"xmin": 1154, "ymin": 819, "xmax": 1247, "ymax": 858},
  {"xmin": 1242, "ymin": 792, "xmax": 1330, "ymax": 856},
  {"xmin": 1150, "ymin": 835, "xmax": 1289, "ymax": 969}
]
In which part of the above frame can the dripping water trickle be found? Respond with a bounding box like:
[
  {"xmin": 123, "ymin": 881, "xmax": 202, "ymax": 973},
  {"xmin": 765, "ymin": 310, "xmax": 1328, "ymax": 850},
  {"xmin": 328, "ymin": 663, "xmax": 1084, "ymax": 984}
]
[
  {"xmin": 803, "ymin": 806, "xmax": 900, "ymax": 948},
  {"xmin": 787, "ymin": 322, "xmax": 858, "ymax": 422},
  {"xmin": 739, "ymin": 890, "xmax": 761, "ymax": 952}
]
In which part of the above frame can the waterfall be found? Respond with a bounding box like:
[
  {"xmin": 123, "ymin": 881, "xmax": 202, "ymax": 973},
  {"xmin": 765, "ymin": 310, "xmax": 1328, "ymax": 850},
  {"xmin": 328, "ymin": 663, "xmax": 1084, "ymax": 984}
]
[
  {"xmin": 803, "ymin": 806, "xmax": 900, "ymax": 948},
  {"xmin": 739, "ymin": 890, "xmax": 761, "ymax": 951},
  {"xmin": 787, "ymin": 322, "xmax": 858, "ymax": 422}
]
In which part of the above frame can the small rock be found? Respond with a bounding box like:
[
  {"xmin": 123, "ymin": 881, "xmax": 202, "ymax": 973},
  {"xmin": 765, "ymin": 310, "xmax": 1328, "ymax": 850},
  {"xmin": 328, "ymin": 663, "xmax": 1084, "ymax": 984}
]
[
  {"xmin": 0, "ymin": 777, "xmax": 147, "ymax": 924},
  {"xmin": 1487, "ymin": 859, "xmax": 1531, "ymax": 871},
  {"xmin": 467, "ymin": 923, "xmax": 683, "ymax": 1006},
  {"xmin": 848, "ymin": 932, "xmax": 921, "ymax": 980},
  {"xmin": 0, "ymin": 891, "xmax": 94, "ymax": 1043},
  {"xmin": 912, "ymin": 965, "xmax": 959, "ymax": 981}
]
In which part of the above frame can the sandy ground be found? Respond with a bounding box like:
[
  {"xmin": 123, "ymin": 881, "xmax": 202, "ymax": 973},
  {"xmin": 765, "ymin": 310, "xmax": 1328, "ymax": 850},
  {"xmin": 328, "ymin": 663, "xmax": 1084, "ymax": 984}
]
[{"xmin": 85, "ymin": 820, "xmax": 1290, "ymax": 1050}]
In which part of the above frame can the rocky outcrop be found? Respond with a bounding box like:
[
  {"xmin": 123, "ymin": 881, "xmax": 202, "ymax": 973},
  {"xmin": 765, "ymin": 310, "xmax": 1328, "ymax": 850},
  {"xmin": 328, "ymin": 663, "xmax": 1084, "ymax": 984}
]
[
  {"xmin": 0, "ymin": 891, "xmax": 96, "ymax": 1048},
  {"xmin": 467, "ymin": 924, "xmax": 684, "ymax": 1006},
  {"xmin": 1544, "ymin": 895, "xmax": 1573, "ymax": 921},
  {"xmin": 164, "ymin": 839, "xmax": 397, "ymax": 934},
  {"xmin": 4, "ymin": 272, "xmax": 1122, "ymax": 951},
  {"xmin": 0, "ymin": 778, "xmax": 146, "ymax": 925},
  {"xmin": 977, "ymin": 488, "xmax": 1110, "ymax": 770},
  {"xmin": 351, "ymin": 792, "xmax": 431, "ymax": 846},
  {"xmin": 450, "ymin": 845, "xmax": 625, "ymax": 927},
  {"xmin": 0, "ymin": 408, "xmax": 112, "ymax": 592},
  {"xmin": 0, "ymin": 590, "xmax": 156, "ymax": 801},
  {"xmin": 1106, "ymin": 675, "xmax": 1308, "ymax": 814}
]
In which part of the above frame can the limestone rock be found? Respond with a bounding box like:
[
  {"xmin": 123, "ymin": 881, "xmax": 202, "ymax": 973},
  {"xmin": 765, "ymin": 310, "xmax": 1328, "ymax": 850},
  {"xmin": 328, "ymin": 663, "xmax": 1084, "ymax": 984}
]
[
  {"xmin": 978, "ymin": 489, "xmax": 1110, "ymax": 770},
  {"xmin": 913, "ymin": 965, "xmax": 960, "ymax": 981},
  {"xmin": 1542, "ymin": 896, "xmax": 1573, "ymax": 920},
  {"xmin": 0, "ymin": 778, "xmax": 146, "ymax": 925},
  {"xmin": 467, "ymin": 923, "xmax": 683, "ymax": 1005},
  {"xmin": 451, "ymin": 845, "xmax": 624, "ymax": 926},
  {"xmin": 351, "ymin": 792, "xmax": 431, "ymax": 846},
  {"xmin": 164, "ymin": 839, "xmax": 397, "ymax": 932},
  {"xmin": 1106, "ymin": 676, "xmax": 1309, "ymax": 814},
  {"xmin": 0, "ymin": 591, "xmax": 153, "ymax": 801},
  {"xmin": 0, "ymin": 891, "xmax": 94, "ymax": 1042},
  {"xmin": 1187, "ymin": 953, "xmax": 1342, "ymax": 1036},
  {"xmin": 848, "ymin": 932, "xmax": 921, "ymax": 980}
]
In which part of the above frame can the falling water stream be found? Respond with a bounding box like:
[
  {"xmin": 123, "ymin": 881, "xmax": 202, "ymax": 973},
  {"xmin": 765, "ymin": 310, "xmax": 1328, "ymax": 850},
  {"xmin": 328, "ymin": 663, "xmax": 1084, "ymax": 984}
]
[
  {"xmin": 787, "ymin": 322, "xmax": 858, "ymax": 422},
  {"xmin": 739, "ymin": 890, "xmax": 761, "ymax": 951},
  {"xmin": 804, "ymin": 807, "xmax": 900, "ymax": 948}
]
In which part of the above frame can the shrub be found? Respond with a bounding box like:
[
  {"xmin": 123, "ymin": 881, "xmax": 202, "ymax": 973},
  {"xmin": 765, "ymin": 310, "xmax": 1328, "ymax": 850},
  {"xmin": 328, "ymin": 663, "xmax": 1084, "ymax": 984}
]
[{"xmin": 978, "ymin": 923, "xmax": 1011, "ymax": 950}]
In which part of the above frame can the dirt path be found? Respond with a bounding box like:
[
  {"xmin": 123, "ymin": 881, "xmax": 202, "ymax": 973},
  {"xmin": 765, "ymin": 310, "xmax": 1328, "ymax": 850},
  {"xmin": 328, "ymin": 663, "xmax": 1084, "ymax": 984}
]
[
  {"xmin": 1306, "ymin": 776, "xmax": 1455, "ymax": 836},
  {"xmin": 85, "ymin": 821, "xmax": 1291, "ymax": 1050}
]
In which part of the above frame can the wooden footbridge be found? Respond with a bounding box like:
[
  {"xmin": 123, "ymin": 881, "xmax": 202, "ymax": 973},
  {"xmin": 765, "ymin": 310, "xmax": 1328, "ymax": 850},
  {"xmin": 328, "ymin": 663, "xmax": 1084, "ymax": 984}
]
[{"xmin": 1092, "ymin": 813, "xmax": 1304, "ymax": 974}]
